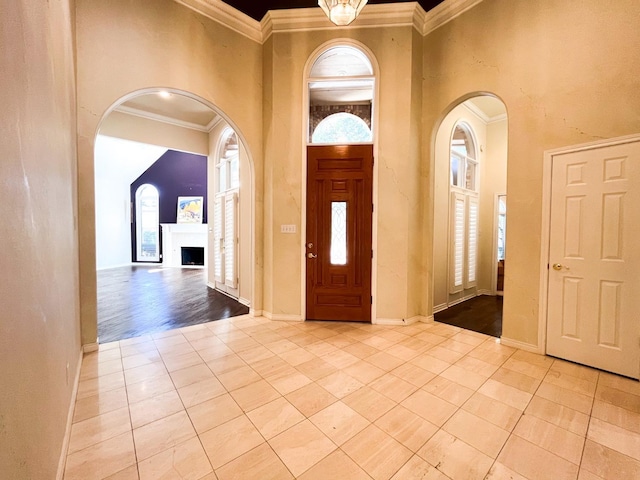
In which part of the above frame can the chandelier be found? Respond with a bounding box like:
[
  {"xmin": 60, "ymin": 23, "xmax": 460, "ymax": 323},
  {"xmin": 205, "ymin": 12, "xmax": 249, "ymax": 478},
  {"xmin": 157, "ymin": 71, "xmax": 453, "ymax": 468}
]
[{"xmin": 318, "ymin": 0, "xmax": 368, "ymax": 26}]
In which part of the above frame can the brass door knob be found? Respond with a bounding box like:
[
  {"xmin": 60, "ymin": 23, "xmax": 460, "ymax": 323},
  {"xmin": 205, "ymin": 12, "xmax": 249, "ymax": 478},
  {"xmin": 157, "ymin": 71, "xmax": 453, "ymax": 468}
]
[
  {"xmin": 552, "ymin": 263, "xmax": 563, "ymax": 271},
  {"xmin": 307, "ymin": 253, "xmax": 317, "ymax": 259}
]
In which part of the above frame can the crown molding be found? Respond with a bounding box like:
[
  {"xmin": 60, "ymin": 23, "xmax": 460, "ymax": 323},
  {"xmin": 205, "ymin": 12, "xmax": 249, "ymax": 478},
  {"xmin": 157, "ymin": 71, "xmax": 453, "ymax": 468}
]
[
  {"xmin": 463, "ymin": 101, "xmax": 507, "ymax": 125},
  {"xmin": 173, "ymin": 0, "xmax": 485, "ymax": 44},
  {"xmin": 114, "ymin": 105, "xmax": 215, "ymax": 133},
  {"xmin": 174, "ymin": 0, "xmax": 262, "ymax": 43},
  {"xmin": 422, "ymin": 0, "xmax": 484, "ymax": 35}
]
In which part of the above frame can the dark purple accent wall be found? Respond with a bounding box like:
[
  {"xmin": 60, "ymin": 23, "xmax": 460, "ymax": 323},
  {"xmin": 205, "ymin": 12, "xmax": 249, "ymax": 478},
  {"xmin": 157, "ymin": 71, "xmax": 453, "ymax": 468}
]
[{"xmin": 130, "ymin": 149, "xmax": 208, "ymax": 261}]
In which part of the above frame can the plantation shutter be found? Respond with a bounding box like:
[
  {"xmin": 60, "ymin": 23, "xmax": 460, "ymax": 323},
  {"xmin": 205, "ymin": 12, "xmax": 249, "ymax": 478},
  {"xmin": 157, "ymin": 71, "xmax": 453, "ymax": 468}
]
[
  {"xmin": 224, "ymin": 192, "xmax": 238, "ymax": 288},
  {"xmin": 213, "ymin": 196, "xmax": 223, "ymax": 283},
  {"xmin": 450, "ymin": 191, "xmax": 465, "ymax": 294},
  {"xmin": 465, "ymin": 195, "xmax": 479, "ymax": 288}
]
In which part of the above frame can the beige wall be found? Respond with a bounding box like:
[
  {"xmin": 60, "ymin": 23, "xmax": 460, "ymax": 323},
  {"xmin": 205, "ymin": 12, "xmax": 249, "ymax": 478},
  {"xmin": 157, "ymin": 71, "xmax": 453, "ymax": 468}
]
[
  {"xmin": 0, "ymin": 0, "xmax": 81, "ymax": 478},
  {"xmin": 76, "ymin": 0, "xmax": 264, "ymax": 343},
  {"xmin": 100, "ymin": 110, "xmax": 209, "ymax": 155},
  {"xmin": 423, "ymin": 0, "xmax": 640, "ymax": 347}
]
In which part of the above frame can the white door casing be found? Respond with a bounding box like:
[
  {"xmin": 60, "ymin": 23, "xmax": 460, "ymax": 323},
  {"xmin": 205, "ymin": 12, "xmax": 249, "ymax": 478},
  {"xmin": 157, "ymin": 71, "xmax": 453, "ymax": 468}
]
[{"xmin": 546, "ymin": 139, "xmax": 640, "ymax": 379}]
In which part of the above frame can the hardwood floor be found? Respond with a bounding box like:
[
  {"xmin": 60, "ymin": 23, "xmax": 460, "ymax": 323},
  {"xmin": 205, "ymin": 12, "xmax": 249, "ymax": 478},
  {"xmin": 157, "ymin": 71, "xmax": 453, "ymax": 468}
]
[
  {"xmin": 434, "ymin": 295, "xmax": 503, "ymax": 337},
  {"xmin": 97, "ymin": 266, "xmax": 249, "ymax": 343}
]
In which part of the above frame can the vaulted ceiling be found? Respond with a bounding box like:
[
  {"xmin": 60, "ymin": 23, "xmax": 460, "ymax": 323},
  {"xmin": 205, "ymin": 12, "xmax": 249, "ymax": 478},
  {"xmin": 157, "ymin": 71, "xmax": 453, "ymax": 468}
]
[{"xmin": 221, "ymin": 0, "xmax": 446, "ymax": 22}]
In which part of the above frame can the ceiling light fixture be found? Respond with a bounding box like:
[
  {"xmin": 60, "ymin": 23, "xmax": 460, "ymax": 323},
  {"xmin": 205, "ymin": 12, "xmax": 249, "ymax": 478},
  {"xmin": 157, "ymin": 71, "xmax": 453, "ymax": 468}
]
[{"xmin": 318, "ymin": 0, "xmax": 368, "ymax": 26}]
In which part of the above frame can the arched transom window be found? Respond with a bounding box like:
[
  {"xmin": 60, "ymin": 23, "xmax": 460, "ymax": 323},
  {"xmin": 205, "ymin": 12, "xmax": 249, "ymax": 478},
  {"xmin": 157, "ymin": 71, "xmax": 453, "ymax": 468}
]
[{"xmin": 450, "ymin": 123, "xmax": 478, "ymax": 191}]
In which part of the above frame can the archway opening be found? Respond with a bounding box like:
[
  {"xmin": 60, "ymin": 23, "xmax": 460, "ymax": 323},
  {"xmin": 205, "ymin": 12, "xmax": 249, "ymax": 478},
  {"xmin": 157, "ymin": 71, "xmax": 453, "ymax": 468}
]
[{"xmin": 94, "ymin": 90, "xmax": 253, "ymax": 342}]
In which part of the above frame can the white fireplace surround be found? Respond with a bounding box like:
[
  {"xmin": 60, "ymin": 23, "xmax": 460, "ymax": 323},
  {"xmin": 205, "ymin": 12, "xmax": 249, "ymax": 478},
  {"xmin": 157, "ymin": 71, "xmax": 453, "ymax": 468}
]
[{"xmin": 161, "ymin": 223, "xmax": 208, "ymax": 268}]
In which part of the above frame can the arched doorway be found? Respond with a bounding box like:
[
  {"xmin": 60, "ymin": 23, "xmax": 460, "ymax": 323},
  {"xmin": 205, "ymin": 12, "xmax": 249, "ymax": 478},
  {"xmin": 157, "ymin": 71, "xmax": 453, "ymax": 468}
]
[
  {"xmin": 432, "ymin": 95, "xmax": 508, "ymax": 337},
  {"xmin": 93, "ymin": 89, "xmax": 255, "ymax": 342}
]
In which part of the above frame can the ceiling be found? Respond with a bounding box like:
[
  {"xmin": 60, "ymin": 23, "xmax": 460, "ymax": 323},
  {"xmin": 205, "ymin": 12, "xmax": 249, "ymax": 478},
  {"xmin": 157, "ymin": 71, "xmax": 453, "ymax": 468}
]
[{"xmin": 221, "ymin": 0, "xmax": 446, "ymax": 22}]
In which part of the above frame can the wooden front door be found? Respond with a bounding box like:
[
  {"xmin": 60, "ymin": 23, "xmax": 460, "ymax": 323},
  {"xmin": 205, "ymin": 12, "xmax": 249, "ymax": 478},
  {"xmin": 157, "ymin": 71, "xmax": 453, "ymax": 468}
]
[
  {"xmin": 306, "ymin": 145, "xmax": 373, "ymax": 322},
  {"xmin": 546, "ymin": 139, "xmax": 640, "ymax": 379}
]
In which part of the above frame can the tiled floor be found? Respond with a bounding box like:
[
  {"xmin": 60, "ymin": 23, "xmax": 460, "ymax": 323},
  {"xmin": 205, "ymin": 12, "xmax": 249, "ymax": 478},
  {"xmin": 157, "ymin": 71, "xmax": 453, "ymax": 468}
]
[{"xmin": 64, "ymin": 316, "xmax": 640, "ymax": 480}]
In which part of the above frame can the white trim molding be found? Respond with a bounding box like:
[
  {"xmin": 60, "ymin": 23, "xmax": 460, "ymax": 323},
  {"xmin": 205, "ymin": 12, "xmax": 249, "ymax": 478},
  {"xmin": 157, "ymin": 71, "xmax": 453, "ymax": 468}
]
[
  {"xmin": 56, "ymin": 349, "xmax": 83, "ymax": 480},
  {"xmin": 422, "ymin": 0, "xmax": 484, "ymax": 35},
  {"xmin": 374, "ymin": 315, "xmax": 431, "ymax": 326},
  {"xmin": 249, "ymin": 308, "xmax": 263, "ymax": 317},
  {"xmin": 500, "ymin": 336, "xmax": 544, "ymax": 355},
  {"xmin": 263, "ymin": 312, "xmax": 304, "ymax": 322},
  {"xmin": 174, "ymin": 0, "xmax": 262, "ymax": 42}
]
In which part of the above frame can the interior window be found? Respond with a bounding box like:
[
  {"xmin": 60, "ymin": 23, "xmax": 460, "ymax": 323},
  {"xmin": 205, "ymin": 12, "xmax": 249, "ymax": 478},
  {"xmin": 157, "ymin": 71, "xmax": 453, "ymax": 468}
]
[
  {"xmin": 312, "ymin": 112, "xmax": 372, "ymax": 144},
  {"xmin": 135, "ymin": 184, "xmax": 160, "ymax": 262},
  {"xmin": 450, "ymin": 123, "xmax": 478, "ymax": 191}
]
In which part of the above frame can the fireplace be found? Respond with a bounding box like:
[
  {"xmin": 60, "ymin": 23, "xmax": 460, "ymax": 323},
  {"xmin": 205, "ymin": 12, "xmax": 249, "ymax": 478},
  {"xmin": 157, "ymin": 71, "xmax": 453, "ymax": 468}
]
[{"xmin": 181, "ymin": 246, "xmax": 205, "ymax": 266}]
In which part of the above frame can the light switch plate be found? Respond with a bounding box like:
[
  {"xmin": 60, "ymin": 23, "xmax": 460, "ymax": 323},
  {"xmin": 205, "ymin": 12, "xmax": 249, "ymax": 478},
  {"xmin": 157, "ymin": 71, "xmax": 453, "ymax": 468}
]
[{"xmin": 280, "ymin": 224, "xmax": 296, "ymax": 234}]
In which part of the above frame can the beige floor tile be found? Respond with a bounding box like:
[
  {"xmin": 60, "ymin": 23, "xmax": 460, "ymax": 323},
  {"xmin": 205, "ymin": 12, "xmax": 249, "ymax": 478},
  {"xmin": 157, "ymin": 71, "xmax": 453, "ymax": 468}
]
[
  {"xmin": 200, "ymin": 415, "xmax": 265, "ymax": 469},
  {"xmin": 229, "ymin": 379, "xmax": 281, "ymax": 412},
  {"xmin": 133, "ymin": 411, "xmax": 197, "ymax": 461},
  {"xmin": 391, "ymin": 363, "xmax": 436, "ymax": 387},
  {"xmin": 317, "ymin": 371, "xmax": 364, "ymax": 398},
  {"xmin": 592, "ymin": 399, "xmax": 640, "ymax": 434},
  {"xmin": 514, "ymin": 414, "xmax": 585, "ymax": 464},
  {"xmin": 544, "ymin": 370, "xmax": 597, "ymax": 397},
  {"xmin": 266, "ymin": 370, "xmax": 312, "ymax": 396},
  {"xmin": 401, "ymin": 389, "xmax": 457, "ymax": 427},
  {"xmin": 342, "ymin": 424, "xmax": 412, "ymax": 480},
  {"xmin": 366, "ymin": 351, "xmax": 406, "ymax": 372},
  {"xmin": 438, "ymin": 364, "xmax": 486, "ymax": 390},
  {"xmin": 295, "ymin": 358, "xmax": 338, "ymax": 381},
  {"xmin": 550, "ymin": 359, "xmax": 599, "ymax": 383},
  {"xmin": 417, "ymin": 430, "xmax": 493, "ymax": 480},
  {"xmin": 278, "ymin": 347, "xmax": 317, "ymax": 366},
  {"xmin": 410, "ymin": 354, "xmax": 450, "ymax": 375},
  {"xmin": 269, "ymin": 420, "xmax": 337, "ymax": 477},
  {"xmin": 587, "ymin": 417, "xmax": 640, "ymax": 461},
  {"xmin": 264, "ymin": 338, "xmax": 298, "ymax": 354},
  {"xmin": 177, "ymin": 376, "xmax": 226, "ymax": 408},
  {"xmin": 309, "ymin": 401, "xmax": 370, "ymax": 445},
  {"xmin": 161, "ymin": 351, "xmax": 205, "ymax": 373},
  {"xmin": 68, "ymin": 406, "xmax": 132, "ymax": 454},
  {"xmin": 375, "ymin": 405, "xmax": 438, "ymax": 452},
  {"xmin": 526, "ymin": 396, "xmax": 589, "ymax": 436},
  {"xmin": 126, "ymin": 373, "xmax": 176, "ymax": 404},
  {"xmin": 343, "ymin": 360, "xmax": 386, "ymax": 384},
  {"xmin": 438, "ymin": 339, "xmax": 476, "ymax": 355},
  {"xmin": 206, "ymin": 354, "xmax": 247, "ymax": 376},
  {"xmin": 77, "ymin": 371, "xmax": 126, "ymax": 399},
  {"xmin": 121, "ymin": 350, "xmax": 162, "ymax": 370},
  {"xmin": 577, "ymin": 469, "xmax": 603, "ymax": 480},
  {"xmin": 490, "ymin": 367, "xmax": 541, "ymax": 394},
  {"xmin": 598, "ymin": 371, "xmax": 640, "ymax": 396},
  {"xmin": 120, "ymin": 340, "xmax": 156, "ymax": 357},
  {"xmin": 595, "ymin": 383, "xmax": 640, "ymax": 414},
  {"xmin": 443, "ymin": 409, "xmax": 510, "ymax": 458},
  {"xmin": 343, "ymin": 341, "xmax": 379, "ymax": 359},
  {"xmin": 237, "ymin": 345, "xmax": 275, "ymax": 364},
  {"xmin": 155, "ymin": 342, "xmax": 195, "ymax": 358},
  {"xmin": 247, "ymin": 397, "xmax": 305, "ymax": 440},
  {"xmin": 342, "ymin": 386, "xmax": 396, "ymax": 422},
  {"xmin": 537, "ymin": 382, "xmax": 593, "ymax": 415},
  {"xmin": 425, "ymin": 345, "xmax": 465, "ymax": 364},
  {"xmin": 385, "ymin": 343, "xmax": 421, "ymax": 362},
  {"xmin": 251, "ymin": 355, "xmax": 294, "ymax": 378},
  {"xmin": 320, "ymin": 349, "xmax": 360, "ymax": 369},
  {"xmin": 304, "ymin": 340, "xmax": 340, "ymax": 356},
  {"xmin": 64, "ymin": 431, "xmax": 136, "ymax": 480},
  {"xmin": 187, "ymin": 393, "xmax": 243, "ymax": 434},
  {"xmin": 197, "ymin": 344, "xmax": 235, "ymax": 362},
  {"xmin": 467, "ymin": 347, "xmax": 513, "ymax": 367},
  {"xmin": 129, "ymin": 390, "xmax": 184, "ymax": 429},
  {"xmin": 423, "ymin": 375, "xmax": 474, "ymax": 407},
  {"xmin": 362, "ymin": 334, "xmax": 398, "ymax": 350},
  {"xmin": 80, "ymin": 358, "xmax": 124, "ymax": 382},
  {"xmin": 285, "ymin": 383, "xmax": 338, "ymax": 417},
  {"xmin": 581, "ymin": 439, "xmax": 640, "ymax": 479},
  {"xmin": 215, "ymin": 443, "xmax": 293, "ymax": 480},
  {"xmin": 138, "ymin": 437, "xmax": 212, "ymax": 480},
  {"xmin": 462, "ymin": 392, "xmax": 523, "ymax": 431},
  {"xmin": 478, "ymin": 379, "xmax": 533, "ymax": 411},
  {"xmin": 103, "ymin": 464, "xmax": 139, "ymax": 480},
  {"xmin": 124, "ymin": 362, "xmax": 168, "ymax": 386},
  {"xmin": 484, "ymin": 462, "xmax": 528, "ymax": 480},
  {"xmin": 217, "ymin": 365, "xmax": 262, "ymax": 392},
  {"xmin": 297, "ymin": 449, "xmax": 370, "ymax": 480},
  {"xmin": 224, "ymin": 337, "xmax": 260, "ymax": 353},
  {"xmin": 120, "ymin": 335, "xmax": 154, "ymax": 347},
  {"xmin": 369, "ymin": 373, "xmax": 418, "ymax": 403},
  {"xmin": 497, "ymin": 435, "xmax": 579, "ymax": 480},
  {"xmin": 73, "ymin": 387, "xmax": 128, "ymax": 423},
  {"xmin": 390, "ymin": 454, "xmax": 449, "ymax": 480},
  {"xmin": 454, "ymin": 355, "xmax": 499, "ymax": 377},
  {"xmin": 502, "ymin": 357, "xmax": 550, "ymax": 380},
  {"xmin": 511, "ymin": 350, "xmax": 554, "ymax": 368}
]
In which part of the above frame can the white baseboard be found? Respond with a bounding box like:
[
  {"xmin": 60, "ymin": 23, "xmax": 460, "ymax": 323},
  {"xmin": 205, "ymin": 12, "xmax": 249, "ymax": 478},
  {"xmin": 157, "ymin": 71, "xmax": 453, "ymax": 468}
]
[
  {"xmin": 500, "ymin": 336, "xmax": 543, "ymax": 354},
  {"xmin": 477, "ymin": 289, "xmax": 493, "ymax": 296},
  {"xmin": 263, "ymin": 311, "xmax": 303, "ymax": 322},
  {"xmin": 239, "ymin": 297, "xmax": 250, "ymax": 307},
  {"xmin": 421, "ymin": 315, "xmax": 435, "ymax": 323},
  {"xmin": 56, "ymin": 348, "xmax": 83, "ymax": 480},
  {"xmin": 433, "ymin": 303, "xmax": 448, "ymax": 314},
  {"xmin": 83, "ymin": 343, "xmax": 99, "ymax": 353},
  {"xmin": 249, "ymin": 309, "xmax": 263, "ymax": 317},
  {"xmin": 374, "ymin": 316, "xmax": 430, "ymax": 326}
]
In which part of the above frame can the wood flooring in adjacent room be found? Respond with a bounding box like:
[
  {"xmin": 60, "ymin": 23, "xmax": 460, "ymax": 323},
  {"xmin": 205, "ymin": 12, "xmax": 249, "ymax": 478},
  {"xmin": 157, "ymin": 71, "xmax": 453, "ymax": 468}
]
[
  {"xmin": 97, "ymin": 266, "xmax": 249, "ymax": 343},
  {"xmin": 434, "ymin": 295, "xmax": 503, "ymax": 338}
]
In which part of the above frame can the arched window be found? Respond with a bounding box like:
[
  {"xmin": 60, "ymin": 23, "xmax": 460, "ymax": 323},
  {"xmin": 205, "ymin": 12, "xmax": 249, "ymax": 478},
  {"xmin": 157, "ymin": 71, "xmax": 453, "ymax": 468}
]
[
  {"xmin": 450, "ymin": 123, "xmax": 478, "ymax": 191},
  {"xmin": 135, "ymin": 184, "xmax": 159, "ymax": 262},
  {"xmin": 213, "ymin": 130, "xmax": 239, "ymax": 293},
  {"xmin": 308, "ymin": 45, "xmax": 375, "ymax": 144},
  {"xmin": 312, "ymin": 112, "xmax": 372, "ymax": 143}
]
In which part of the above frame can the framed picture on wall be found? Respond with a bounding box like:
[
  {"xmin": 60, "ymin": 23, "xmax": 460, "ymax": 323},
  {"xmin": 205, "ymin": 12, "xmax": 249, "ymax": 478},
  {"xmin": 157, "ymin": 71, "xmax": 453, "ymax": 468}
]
[{"xmin": 176, "ymin": 196, "xmax": 204, "ymax": 224}]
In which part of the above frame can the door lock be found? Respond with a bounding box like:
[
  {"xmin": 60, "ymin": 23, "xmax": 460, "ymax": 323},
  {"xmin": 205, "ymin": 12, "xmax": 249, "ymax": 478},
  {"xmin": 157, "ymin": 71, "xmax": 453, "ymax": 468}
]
[
  {"xmin": 307, "ymin": 243, "xmax": 313, "ymax": 248},
  {"xmin": 552, "ymin": 263, "xmax": 563, "ymax": 271},
  {"xmin": 307, "ymin": 253, "xmax": 317, "ymax": 259}
]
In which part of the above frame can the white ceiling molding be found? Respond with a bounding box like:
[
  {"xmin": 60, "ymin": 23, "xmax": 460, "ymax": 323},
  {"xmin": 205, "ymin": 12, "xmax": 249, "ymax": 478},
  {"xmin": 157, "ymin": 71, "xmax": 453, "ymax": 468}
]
[
  {"xmin": 463, "ymin": 101, "xmax": 507, "ymax": 125},
  {"xmin": 422, "ymin": 0, "xmax": 484, "ymax": 35},
  {"xmin": 114, "ymin": 105, "xmax": 216, "ymax": 133},
  {"xmin": 174, "ymin": 0, "xmax": 262, "ymax": 43},
  {"xmin": 172, "ymin": 0, "xmax": 484, "ymax": 43}
]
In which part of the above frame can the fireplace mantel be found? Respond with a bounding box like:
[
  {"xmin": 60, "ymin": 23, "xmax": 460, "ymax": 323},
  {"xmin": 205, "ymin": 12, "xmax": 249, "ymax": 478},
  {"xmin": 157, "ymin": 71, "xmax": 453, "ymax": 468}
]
[{"xmin": 161, "ymin": 223, "xmax": 208, "ymax": 268}]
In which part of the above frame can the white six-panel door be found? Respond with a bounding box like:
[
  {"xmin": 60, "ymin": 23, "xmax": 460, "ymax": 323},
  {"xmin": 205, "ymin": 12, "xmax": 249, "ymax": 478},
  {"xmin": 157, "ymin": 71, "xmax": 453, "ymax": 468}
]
[{"xmin": 547, "ymin": 140, "xmax": 640, "ymax": 379}]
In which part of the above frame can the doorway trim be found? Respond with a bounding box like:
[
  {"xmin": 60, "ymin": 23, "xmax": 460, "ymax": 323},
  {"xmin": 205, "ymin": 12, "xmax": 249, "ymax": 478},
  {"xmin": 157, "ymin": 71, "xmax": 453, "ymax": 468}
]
[
  {"xmin": 539, "ymin": 133, "xmax": 640, "ymax": 356},
  {"xmin": 300, "ymin": 39, "xmax": 380, "ymax": 323}
]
